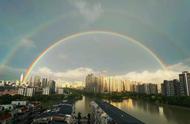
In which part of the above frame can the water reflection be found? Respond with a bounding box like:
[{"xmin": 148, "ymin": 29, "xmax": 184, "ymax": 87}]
[
  {"xmin": 110, "ymin": 99, "xmax": 134, "ymax": 109},
  {"xmin": 74, "ymin": 96, "xmax": 93, "ymax": 117},
  {"xmin": 134, "ymin": 100, "xmax": 159, "ymax": 114},
  {"xmin": 74, "ymin": 96, "xmax": 190, "ymax": 124},
  {"xmin": 163, "ymin": 106, "xmax": 190, "ymax": 124},
  {"xmin": 110, "ymin": 99, "xmax": 190, "ymax": 124}
]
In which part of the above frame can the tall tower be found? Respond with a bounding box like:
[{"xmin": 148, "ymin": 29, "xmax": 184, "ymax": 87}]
[
  {"xmin": 179, "ymin": 71, "xmax": 190, "ymax": 96},
  {"xmin": 20, "ymin": 73, "xmax": 24, "ymax": 83}
]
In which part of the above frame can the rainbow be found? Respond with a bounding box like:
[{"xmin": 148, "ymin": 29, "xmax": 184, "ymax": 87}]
[
  {"xmin": 23, "ymin": 30, "xmax": 167, "ymax": 82},
  {"xmin": 2, "ymin": 10, "xmax": 185, "ymax": 69}
]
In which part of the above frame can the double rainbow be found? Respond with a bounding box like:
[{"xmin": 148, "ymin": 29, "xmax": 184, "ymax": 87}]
[{"xmin": 23, "ymin": 30, "xmax": 166, "ymax": 82}]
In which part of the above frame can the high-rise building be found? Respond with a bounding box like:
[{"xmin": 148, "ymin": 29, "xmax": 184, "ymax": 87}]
[
  {"xmin": 57, "ymin": 88, "xmax": 64, "ymax": 94},
  {"xmin": 20, "ymin": 73, "xmax": 24, "ymax": 83},
  {"xmin": 179, "ymin": 71, "xmax": 190, "ymax": 96},
  {"xmin": 34, "ymin": 75, "xmax": 41, "ymax": 87},
  {"xmin": 42, "ymin": 78, "xmax": 56, "ymax": 95},
  {"xmin": 18, "ymin": 87, "xmax": 35, "ymax": 97},
  {"xmin": 149, "ymin": 83, "xmax": 158, "ymax": 94},
  {"xmin": 130, "ymin": 83, "xmax": 135, "ymax": 92},
  {"xmin": 123, "ymin": 80, "xmax": 131, "ymax": 92},
  {"xmin": 42, "ymin": 78, "xmax": 48, "ymax": 88},
  {"xmin": 173, "ymin": 79, "xmax": 181, "ymax": 96},
  {"xmin": 161, "ymin": 79, "xmax": 185, "ymax": 96},
  {"xmin": 135, "ymin": 83, "xmax": 158, "ymax": 95},
  {"xmin": 48, "ymin": 80, "xmax": 56, "ymax": 93},
  {"xmin": 25, "ymin": 88, "xmax": 35, "ymax": 97},
  {"xmin": 29, "ymin": 76, "xmax": 33, "ymax": 87},
  {"xmin": 18, "ymin": 88, "xmax": 25, "ymax": 95},
  {"xmin": 85, "ymin": 74, "xmax": 133, "ymax": 93},
  {"xmin": 162, "ymin": 80, "xmax": 175, "ymax": 96},
  {"xmin": 43, "ymin": 87, "xmax": 51, "ymax": 95},
  {"xmin": 85, "ymin": 74, "xmax": 97, "ymax": 93}
]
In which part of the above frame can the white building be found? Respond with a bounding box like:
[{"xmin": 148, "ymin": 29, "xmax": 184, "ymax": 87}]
[
  {"xmin": 18, "ymin": 88, "xmax": 35, "ymax": 97},
  {"xmin": 0, "ymin": 80, "xmax": 5, "ymax": 86},
  {"xmin": 18, "ymin": 88, "xmax": 25, "ymax": 95},
  {"xmin": 57, "ymin": 88, "xmax": 64, "ymax": 94},
  {"xmin": 0, "ymin": 104, "xmax": 14, "ymax": 111},
  {"xmin": 25, "ymin": 88, "xmax": 35, "ymax": 97},
  {"xmin": 43, "ymin": 87, "xmax": 50, "ymax": 95},
  {"xmin": 11, "ymin": 101, "xmax": 28, "ymax": 106}
]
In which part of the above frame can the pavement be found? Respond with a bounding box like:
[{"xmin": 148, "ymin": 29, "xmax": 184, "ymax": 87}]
[{"xmin": 95, "ymin": 100, "xmax": 144, "ymax": 124}]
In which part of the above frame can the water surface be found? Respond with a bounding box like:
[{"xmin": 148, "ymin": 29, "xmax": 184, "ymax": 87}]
[{"xmin": 74, "ymin": 96, "xmax": 190, "ymax": 124}]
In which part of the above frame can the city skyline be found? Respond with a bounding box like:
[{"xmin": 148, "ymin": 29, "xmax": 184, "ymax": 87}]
[
  {"xmin": 1, "ymin": 1, "xmax": 190, "ymax": 124},
  {"xmin": 0, "ymin": 0, "xmax": 190, "ymax": 83}
]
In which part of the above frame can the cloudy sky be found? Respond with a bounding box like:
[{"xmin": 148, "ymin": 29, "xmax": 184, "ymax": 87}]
[{"xmin": 0, "ymin": 0, "xmax": 190, "ymax": 83}]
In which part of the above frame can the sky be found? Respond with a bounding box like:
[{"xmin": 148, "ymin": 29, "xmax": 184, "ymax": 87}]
[{"xmin": 0, "ymin": 0, "xmax": 190, "ymax": 83}]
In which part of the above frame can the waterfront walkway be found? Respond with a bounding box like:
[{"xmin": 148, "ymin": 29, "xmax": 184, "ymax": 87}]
[{"xmin": 95, "ymin": 100, "xmax": 144, "ymax": 124}]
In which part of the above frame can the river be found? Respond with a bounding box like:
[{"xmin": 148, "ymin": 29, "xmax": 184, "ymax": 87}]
[{"xmin": 74, "ymin": 96, "xmax": 190, "ymax": 124}]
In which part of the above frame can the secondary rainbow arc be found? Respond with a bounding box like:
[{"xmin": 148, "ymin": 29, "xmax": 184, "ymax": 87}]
[{"xmin": 23, "ymin": 30, "xmax": 166, "ymax": 82}]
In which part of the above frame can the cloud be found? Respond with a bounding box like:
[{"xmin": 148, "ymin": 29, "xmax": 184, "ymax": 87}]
[
  {"xmin": 114, "ymin": 70, "xmax": 178, "ymax": 83},
  {"xmin": 115, "ymin": 62, "xmax": 190, "ymax": 83},
  {"xmin": 36, "ymin": 67, "xmax": 97, "ymax": 81},
  {"xmin": 35, "ymin": 67, "xmax": 174, "ymax": 83},
  {"xmin": 36, "ymin": 67, "xmax": 176, "ymax": 83},
  {"xmin": 20, "ymin": 38, "xmax": 36, "ymax": 48},
  {"xmin": 34, "ymin": 62, "xmax": 190, "ymax": 83},
  {"xmin": 70, "ymin": 0, "xmax": 103, "ymax": 24}
]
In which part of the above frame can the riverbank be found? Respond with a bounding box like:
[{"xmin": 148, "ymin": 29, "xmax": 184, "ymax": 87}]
[
  {"xmin": 74, "ymin": 95, "xmax": 190, "ymax": 124},
  {"xmin": 68, "ymin": 88, "xmax": 190, "ymax": 108}
]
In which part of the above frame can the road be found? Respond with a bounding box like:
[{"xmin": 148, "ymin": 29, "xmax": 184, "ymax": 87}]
[{"xmin": 95, "ymin": 100, "xmax": 144, "ymax": 124}]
